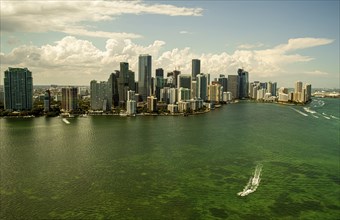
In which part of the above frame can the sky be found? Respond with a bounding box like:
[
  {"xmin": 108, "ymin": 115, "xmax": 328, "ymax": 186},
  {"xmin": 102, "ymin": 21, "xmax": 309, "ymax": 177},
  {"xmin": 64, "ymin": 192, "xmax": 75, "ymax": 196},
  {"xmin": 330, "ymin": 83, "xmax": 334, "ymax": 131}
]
[{"xmin": 0, "ymin": 0, "xmax": 339, "ymax": 88}]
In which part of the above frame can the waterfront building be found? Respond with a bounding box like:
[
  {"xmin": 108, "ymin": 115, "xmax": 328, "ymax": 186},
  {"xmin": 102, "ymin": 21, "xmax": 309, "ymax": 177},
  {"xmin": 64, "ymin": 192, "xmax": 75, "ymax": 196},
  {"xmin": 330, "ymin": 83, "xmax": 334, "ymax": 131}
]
[
  {"xmin": 4, "ymin": 67, "xmax": 33, "ymax": 111},
  {"xmin": 126, "ymin": 90, "xmax": 137, "ymax": 115},
  {"xmin": 191, "ymin": 80, "xmax": 197, "ymax": 99},
  {"xmin": 169, "ymin": 88, "xmax": 178, "ymax": 104},
  {"xmin": 305, "ymin": 84, "xmax": 312, "ymax": 102},
  {"xmin": 155, "ymin": 68, "xmax": 164, "ymax": 101},
  {"xmin": 167, "ymin": 104, "xmax": 178, "ymax": 114},
  {"xmin": 90, "ymin": 80, "xmax": 108, "ymax": 111},
  {"xmin": 127, "ymin": 90, "xmax": 135, "ymax": 101},
  {"xmin": 218, "ymin": 75, "xmax": 228, "ymax": 92},
  {"xmin": 61, "ymin": 87, "xmax": 78, "ymax": 112},
  {"xmin": 126, "ymin": 100, "xmax": 136, "ymax": 115},
  {"xmin": 178, "ymin": 87, "xmax": 190, "ymax": 102},
  {"xmin": 278, "ymin": 93, "xmax": 289, "ymax": 102},
  {"xmin": 107, "ymin": 71, "xmax": 119, "ymax": 109},
  {"xmin": 118, "ymin": 62, "xmax": 132, "ymax": 106},
  {"xmin": 207, "ymin": 84, "xmax": 221, "ymax": 103},
  {"xmin": 227, "ymin": 75, "xmax": 239, "ymax": 99},
  {"xmin": 294, "ymin": 81, "xmax": 303, "ymax": 102},
  {"xmin": 278, "ymin": 87, "xmax": 289, "ymax": 102},
  {"xmin": 196, "ymin": 73, "xmax": 207, "ymax": 101},
  {"xmin": 192, "ymin": 59, "xmax": 201, "ymax": 81},
  {"xmin": 178, "ymin": 101, "xmax": 190, "ymax": 113},
  {"xmin": 138, "ymin": 54, "xmax": 152, "ymax": 101},
  {"xmin": 256, "ymin": 88, "xmax": 265, "ymax": 101},
  {"xmin": 44, "ymin": 90, "xmax": 51, "ymax": 112},
  {"xmin": 160, "ymin": 87, "xmax": 170, "ymax": 104},
  {"xmin": 147, "ymin": 96, "xmax": 157, "ymax": 112},
  {"xmin": 0, "ymin": 89, "xmax": 4, "ymax": 106},
  {"xmin": 272, "ymin": 82, "xmax": 277, "ymax": 96},
  {"xmin": 189, "ymin": 99, "xmax": 203, "ymax": 111},
  {"xmin": 238, "ymin": 69, "xmax": 249, "ymax": 99}
]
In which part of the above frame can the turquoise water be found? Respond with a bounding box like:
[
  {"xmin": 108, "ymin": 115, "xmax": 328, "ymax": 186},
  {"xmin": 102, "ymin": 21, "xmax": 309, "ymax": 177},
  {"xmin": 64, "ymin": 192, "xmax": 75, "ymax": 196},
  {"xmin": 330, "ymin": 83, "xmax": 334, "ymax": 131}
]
[{"xmin": 1, "ymin": 98, "xmax": 339, "ymax": 219}]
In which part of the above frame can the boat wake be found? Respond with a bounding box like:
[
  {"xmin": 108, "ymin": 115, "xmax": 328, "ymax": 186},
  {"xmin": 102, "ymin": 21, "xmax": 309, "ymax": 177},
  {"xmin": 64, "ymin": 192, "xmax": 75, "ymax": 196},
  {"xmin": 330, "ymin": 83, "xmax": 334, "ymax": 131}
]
[
  {"xmin": 62, "ymin": 118, "xmax": 70, "ymax": 124},
  {"xmin": 311, "ymin": 99, "xmax": 325, "ymax": 108},
  {"xmin": 290, "ymin": 107, "xmax": 308, "ymax": 116},
  {"xmin": 238, "ymin": 164, "xmax": 262, "ymax": 197},
  {"xmin": 303, "ymin": 107, "xmax": 316, "ymax": 114}
]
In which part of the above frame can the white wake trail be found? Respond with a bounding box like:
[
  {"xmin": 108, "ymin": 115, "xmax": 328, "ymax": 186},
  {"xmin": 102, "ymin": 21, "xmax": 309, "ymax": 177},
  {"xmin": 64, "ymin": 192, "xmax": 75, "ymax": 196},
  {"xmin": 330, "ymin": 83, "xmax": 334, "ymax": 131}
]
[
  {"xmin": 290, "ymin": 107, "xmax": 308, "ymax": 117},
  {"xmin": 238, "ymin": 164, "xmax": 263, "ymax": 197}
]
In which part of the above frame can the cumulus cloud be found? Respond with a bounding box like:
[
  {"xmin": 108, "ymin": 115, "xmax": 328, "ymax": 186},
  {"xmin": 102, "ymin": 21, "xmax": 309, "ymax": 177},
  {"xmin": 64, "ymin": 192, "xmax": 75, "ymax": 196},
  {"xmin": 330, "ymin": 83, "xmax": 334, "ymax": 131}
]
[
  {"xmin": 0, "ymin": 0, "xmax": 203, "ymax": 38},
  {"xmin": 0, "ymin": 36, "xmax": 334, "ymax": 84}
]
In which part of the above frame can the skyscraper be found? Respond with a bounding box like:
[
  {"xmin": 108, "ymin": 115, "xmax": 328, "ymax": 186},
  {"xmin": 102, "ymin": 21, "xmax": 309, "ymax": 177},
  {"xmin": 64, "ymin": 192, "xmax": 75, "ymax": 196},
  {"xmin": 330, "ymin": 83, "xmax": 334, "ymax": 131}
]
[
  {"xmin": 90, "ymin": 80, "xmax": 108, "ymax": 111},
  {"xmin": 218, "ymin": 74, "xmax": 228, "ymax": 92},
  {"xmin": 238, "ymin": 69, "xmax": 249, "ymax": 99},
  {"xmin": 192, "ymin": 59, "xmax": 201, "ymax": 80},
  {"xmin": 155, "ymin": 68, "xmax": 164, "ymax": 101},
  {"xmin": 177, "ymin": 74, "xmax": 192, "ymax": 90},
  {"xmin": 61, "ymin": 87, "xmax": 78, "ymax": 112},
  {"xmin": 294, "ymin": 81, "xmax": 303, "ymax": 102},
  {"xmin": 107, "ymin": 71, "xmax": 119, "ymax": 109},
  {"xmin": 138, "ymin": 54, "xmax": 152, "ymax": 101},
  {"xmin": 44, "ymin": 90, "xmax": 51, "ymax": 112},
  {"xmin": 196, "ymin": 73, "xmax": 207, "ymax": 101},
  {"xmin": 4, "ymin": 67, "xmax": 33, "ymax": 111},
  {"xmin": 227, "ymin": 75, "xmax": 240, "ymax": 99},
  {"xmin": 118, "ymin": 62, "xmax": 129, "ymax": 106}
]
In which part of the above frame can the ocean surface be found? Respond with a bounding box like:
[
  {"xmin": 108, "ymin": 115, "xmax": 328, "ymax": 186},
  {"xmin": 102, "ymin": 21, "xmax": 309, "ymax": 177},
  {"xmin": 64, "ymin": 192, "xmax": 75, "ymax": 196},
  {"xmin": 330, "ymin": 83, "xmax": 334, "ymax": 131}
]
[{"xmin": 1, "ymin": 98, "xmax": 339, "ymax": 219}]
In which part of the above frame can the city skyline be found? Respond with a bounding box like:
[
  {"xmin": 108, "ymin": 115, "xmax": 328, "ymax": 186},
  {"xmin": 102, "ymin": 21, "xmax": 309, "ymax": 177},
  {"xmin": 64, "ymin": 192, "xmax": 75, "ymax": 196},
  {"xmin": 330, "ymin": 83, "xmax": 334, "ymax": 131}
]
[{"xmin": 0, "ymin": 1, "xmax": 339, "ymax": 88}]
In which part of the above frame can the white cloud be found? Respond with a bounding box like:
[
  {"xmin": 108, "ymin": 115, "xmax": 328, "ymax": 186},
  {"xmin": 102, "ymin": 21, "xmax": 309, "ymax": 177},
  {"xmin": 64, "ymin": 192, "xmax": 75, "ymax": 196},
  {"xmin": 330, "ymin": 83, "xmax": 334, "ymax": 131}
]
[
  {"xmin": 237, "ymin": 43, "xmax": 265, "ymax": 49},
  {"xmin": 304, "ymin": 70, "xmax": 329, "ymax": 75},
  {"xmin": 0, "ymin": 0, "xmax": 203, "ymax": 38},
  {"xmin": 179, "ymin": 31, "xmax": 192, "ymax": 34},
  {"xmin": 0, "ymin": 37, "xmax": 334, "ymax": 85}
]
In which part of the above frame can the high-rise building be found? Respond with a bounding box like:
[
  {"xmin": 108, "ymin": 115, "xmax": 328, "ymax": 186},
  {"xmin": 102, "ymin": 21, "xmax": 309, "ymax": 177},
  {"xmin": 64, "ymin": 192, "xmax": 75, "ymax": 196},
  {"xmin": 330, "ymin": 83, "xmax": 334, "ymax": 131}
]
[
  {"xmin": 155, "ymin": 68, "xmax": 164, "ymax": 101},
  {"xmin": 167, "ymin": 70, "xmax": 180, "ymax": 88},
  {"xmin": 147, "ymin": 96, "xmax": 157, "ymax": 112},
  {"xmin": 4, "ymin": 67, "xmax": 33, "ymax": 111},
  {"xmin": 118, "ymin": 62, "xmax": 129, "ymax": 106},
  {"xmin": 178, "ymin": 74, "xmax": 192, "ymax": 90},
  {"xmin": 227, "ymin": 75, "xmax": 239, "ymax": 99},
  {"xmin": 107, "ymin": 71, "xmax": 119, "ymax": 109},
  {"xmin": 196, "ymin": 73, "xmax": 207, "ymax": 101},
  {"xmin": 305, "ymin": 83, "xmax": 312, "ymax": 102},
  {"xmin": 294, "ymin": 81, "xmax": 303, "ymax": 102},
  {"xmin": 169, "ymin": 88, "xmax": 178, "ymax": 104},
  {"xmin": 44, "ymin": 90, "xmax": 51, "ymax": 112},
  {"xmin": 138, "ymin": 54, "xmax": 152, "ymax": 101},
  {"xmin": 61, "ymin": 87, "xmax": 78, "ymax": 112},
  {"xmin": 191, "ymin": 80, "xmax": 197, "ymax": 99},
  {"xmin": 178, "ymin": 87, "xmax": 190, "ymax": 102},
  {"xmin": 208, "ymin": 84, "xmax": 221, "ymax": 103},
  {"xmin": 238, "ymin": 69, "xmax": 249, "ymax": 99},
  {"xmin": 126, "ymin": 90, "xmax": 136, "ymax": 115},
  {"xmin": 192, "ymin": 59, "xmax": 201, "ymax": 80},
  {"xmin": 218, "ymin": 74, "xmax": 228, "ymax": 92},
  {"xmin": 90, "ymin": 80, "xmax": 108, "ymax": 111}
]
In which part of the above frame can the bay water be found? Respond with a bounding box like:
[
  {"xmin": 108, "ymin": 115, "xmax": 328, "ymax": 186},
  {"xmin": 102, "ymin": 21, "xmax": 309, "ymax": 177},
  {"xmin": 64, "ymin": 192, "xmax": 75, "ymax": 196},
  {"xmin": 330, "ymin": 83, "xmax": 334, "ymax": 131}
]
[{"xmin": 1, "ymin": 98, "xmax": 339, "ymax": 219}]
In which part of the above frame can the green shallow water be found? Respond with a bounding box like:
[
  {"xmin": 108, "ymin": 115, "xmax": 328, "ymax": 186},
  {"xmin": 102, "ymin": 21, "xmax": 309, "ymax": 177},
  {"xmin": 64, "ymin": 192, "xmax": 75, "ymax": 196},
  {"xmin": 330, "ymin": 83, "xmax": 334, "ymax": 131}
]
[{"xmin": 1, "ymin": 98, "xmax": 339, "ymax": 219}]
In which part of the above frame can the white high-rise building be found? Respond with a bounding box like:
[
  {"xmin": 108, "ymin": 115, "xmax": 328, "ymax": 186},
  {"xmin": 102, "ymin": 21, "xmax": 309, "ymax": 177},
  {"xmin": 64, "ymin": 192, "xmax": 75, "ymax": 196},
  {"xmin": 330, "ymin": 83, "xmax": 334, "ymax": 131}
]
[{"xmin": 169, "ymin": 88, "xmax": 178, "ymax": 104}]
